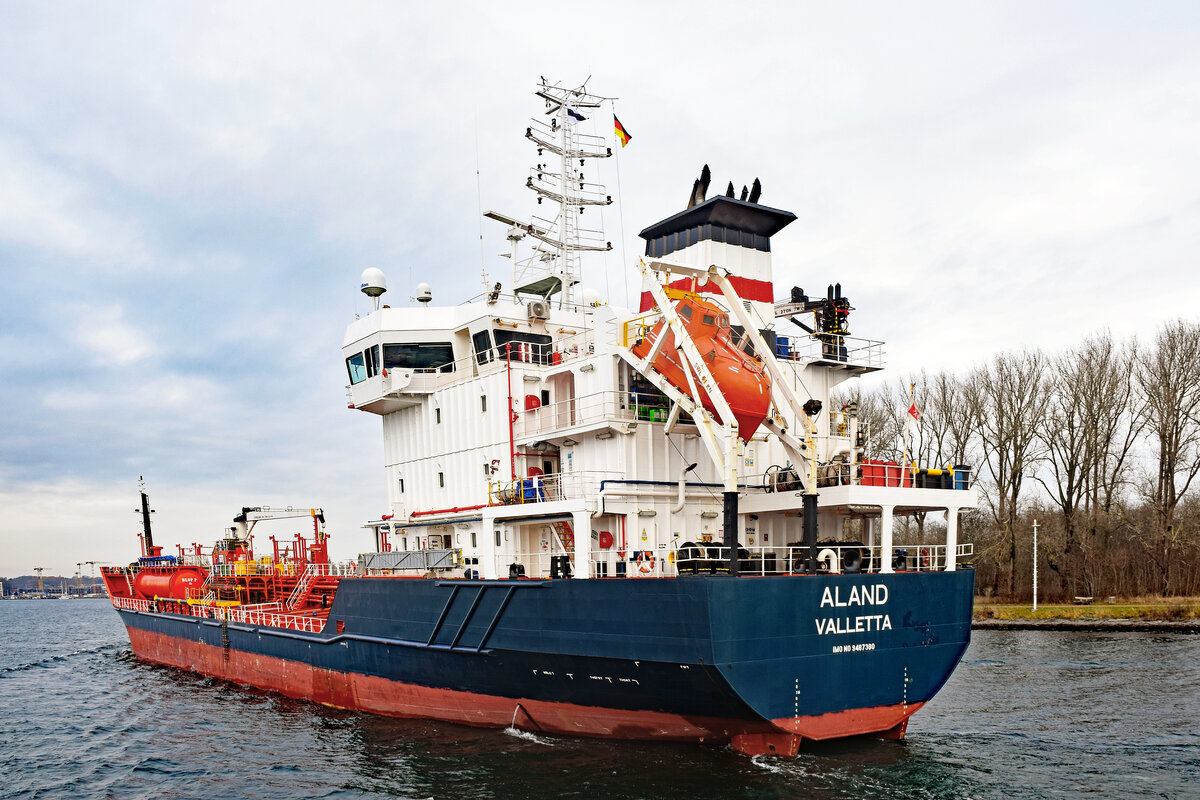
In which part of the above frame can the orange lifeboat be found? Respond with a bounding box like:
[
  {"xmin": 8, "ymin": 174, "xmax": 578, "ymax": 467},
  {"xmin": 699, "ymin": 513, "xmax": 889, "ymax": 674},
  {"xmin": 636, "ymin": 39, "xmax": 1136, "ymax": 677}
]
[{"xmin": 631, "ymin": 295, "xmax": 770, "ymax": 442}]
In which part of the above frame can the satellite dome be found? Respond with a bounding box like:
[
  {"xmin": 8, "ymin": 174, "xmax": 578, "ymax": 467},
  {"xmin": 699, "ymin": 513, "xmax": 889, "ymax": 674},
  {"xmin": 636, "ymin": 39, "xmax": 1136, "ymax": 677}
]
[
  {"xmin": 360, "ymin": 268, "xmax": 387, "ymax": 298},
  {"xmin": 580, "ymin": 287, "xmax": 602, "ymax": 309},
  {"xmin": 416, "ymin": 282, "xmax": 433, "ymax": 304}
]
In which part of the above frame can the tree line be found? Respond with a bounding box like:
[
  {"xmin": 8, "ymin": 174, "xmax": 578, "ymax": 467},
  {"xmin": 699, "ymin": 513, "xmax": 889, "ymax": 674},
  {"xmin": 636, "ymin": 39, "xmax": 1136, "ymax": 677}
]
[{"xmin": 837, "ymin": 319, "xmax": 1200, "ymax": 601}]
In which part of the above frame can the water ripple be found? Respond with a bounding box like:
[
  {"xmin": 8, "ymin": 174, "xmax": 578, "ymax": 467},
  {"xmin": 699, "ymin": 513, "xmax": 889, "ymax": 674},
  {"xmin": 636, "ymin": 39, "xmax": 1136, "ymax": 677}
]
[{"xmin": 0, "ymin": 601, "xmax": 1197, "ymax": 800}]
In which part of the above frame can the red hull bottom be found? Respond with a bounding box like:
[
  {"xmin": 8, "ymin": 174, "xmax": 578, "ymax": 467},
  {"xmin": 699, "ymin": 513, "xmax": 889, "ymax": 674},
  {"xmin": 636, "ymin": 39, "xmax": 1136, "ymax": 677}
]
[{"xmin": 126, "ymin": 626, "xmax": 922, "ymax": 757}]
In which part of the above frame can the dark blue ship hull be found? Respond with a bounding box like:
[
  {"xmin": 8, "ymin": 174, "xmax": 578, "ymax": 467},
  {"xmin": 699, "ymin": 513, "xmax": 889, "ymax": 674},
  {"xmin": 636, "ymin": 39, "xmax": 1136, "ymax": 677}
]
[{"xmin": 117, "ymin": 570, "xmax": 974, "ymax": 755}]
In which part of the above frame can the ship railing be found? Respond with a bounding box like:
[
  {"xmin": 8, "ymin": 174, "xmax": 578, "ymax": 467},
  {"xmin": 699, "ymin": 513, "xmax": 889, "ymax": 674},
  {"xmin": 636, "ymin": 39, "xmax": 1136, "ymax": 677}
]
[
  {"xmin": 111, "ymin": 595, "xmax": 152, "ymax": 612},
  {"xmin": 294, "ymin": 561, "xmax": 357, "ymax": 577},
  {"xmin": 494, "ymin": 542, "xmax": 974, "ymax": 580},
  {"xmin": 285, "ymin": 560, "xmax": 357, "ymax": 608},
  {"xmin": 221, "ymin": 604, "xmax": 326, "ymax": 633},
  {"xmin": 491, "ymin": 330, "xmax": 596, "ymax": 370},
  {"xmin": 358, "ymin": 549, "xmax": 462, "ymax": 575},
  {"xmin": 489, "ymin": 470, "xmax": 620, "ymax": 506},
  {"xmin": 112, "ymin": 594, "xmax": 328, "ymax": 632},
  {"xmin": 380, "ymin": 330, "xmax": 598, "ymax": 394},
  {"xmin": 516, "ymin": 390, "xmax": 674, "ymax": 437},
  {"xmin": 775, "ymin": 333, "xmax": 885, "ymax": 370},
  {"xmin": 209, "ymin": 560, "xmax": 279, "ymax": 578},
  {"xmin": 459, "ymin": 291, "xmax": 600, "ymax": 314},
  {"xmin": 670, "ymin": 543, "xmax": 974, "ymax": 575},
  {"xmin": 745, "ymin": 461, "xmax": 975, "ymax": 492}
]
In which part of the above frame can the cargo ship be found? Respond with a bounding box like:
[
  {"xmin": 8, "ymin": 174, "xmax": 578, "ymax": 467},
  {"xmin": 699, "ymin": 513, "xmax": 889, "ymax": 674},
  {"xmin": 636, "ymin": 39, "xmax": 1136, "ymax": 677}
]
[{"xmin": 103, "ymin": 79, "xmax": 978, "ymax": 757}]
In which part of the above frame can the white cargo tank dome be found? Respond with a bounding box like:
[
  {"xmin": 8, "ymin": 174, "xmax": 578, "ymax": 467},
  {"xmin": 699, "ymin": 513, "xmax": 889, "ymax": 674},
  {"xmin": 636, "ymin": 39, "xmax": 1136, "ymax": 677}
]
[
  {"xmin": 360, "ymin": 268, "xmax": 387, "ymax": 298},
  {"xmin": 416, "ymin": 282, "xmax": 432, "ymax": 304}
]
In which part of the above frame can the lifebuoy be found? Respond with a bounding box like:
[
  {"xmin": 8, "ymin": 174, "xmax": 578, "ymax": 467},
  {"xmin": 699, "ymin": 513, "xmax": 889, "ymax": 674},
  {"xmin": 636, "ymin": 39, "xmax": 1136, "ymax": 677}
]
[
  {"xmin": 636, "ymin": 551, "xmax": 656, "ymax": 574},
  {"xmin": 920, "ymin": 547, "xmax": 931, "ymax": 568}
]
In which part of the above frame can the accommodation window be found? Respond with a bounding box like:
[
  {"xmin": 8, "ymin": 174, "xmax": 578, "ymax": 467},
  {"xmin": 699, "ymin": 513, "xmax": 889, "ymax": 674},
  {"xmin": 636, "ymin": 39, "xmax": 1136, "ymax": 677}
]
[
  {"xmin": 540, "ymin": 390, "xmax": 550, "ymax": 406},
  {"xmin": 495, "ymin": 529, "xmax": 501, "ymax": 546},
  {"xmin": 399, "ymin": 478, "xmax": 405, "ymax": 493},
  {"xmin": 471, "ymin": 530, "xmax": 477, "ymax": 548},
  {"xmin": 481, "ymin": 395, "xmax": 487, "ymax": 412},
  {"xmin": 435, "ymin": 408, "xmax": 441, "ymax": 424},
  {"xmin": 438, "ymin": 472, "xmax": 444, "ymax": 488}
]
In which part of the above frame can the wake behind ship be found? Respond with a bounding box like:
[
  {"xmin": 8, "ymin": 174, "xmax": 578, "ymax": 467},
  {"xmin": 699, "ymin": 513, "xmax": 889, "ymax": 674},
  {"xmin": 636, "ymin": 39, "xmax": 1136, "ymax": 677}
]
[{"xmin": 103, "ymin": 79, "xmax": 977, "ymax": 757}]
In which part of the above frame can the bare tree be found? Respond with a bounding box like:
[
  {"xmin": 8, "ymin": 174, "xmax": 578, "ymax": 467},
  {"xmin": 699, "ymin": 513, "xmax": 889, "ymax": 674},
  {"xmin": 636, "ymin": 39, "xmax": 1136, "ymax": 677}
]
[
  {"xmin": 1135, "ymin": 319, "xmax": 1200, "ymax": 593},
  {"xmin": 1038, "ymin": 332, "xmax": 1140, "ymax": 596},
  {"xmin": 965, "ymin": 348, "xmax": 1049, "ymax": 598}
]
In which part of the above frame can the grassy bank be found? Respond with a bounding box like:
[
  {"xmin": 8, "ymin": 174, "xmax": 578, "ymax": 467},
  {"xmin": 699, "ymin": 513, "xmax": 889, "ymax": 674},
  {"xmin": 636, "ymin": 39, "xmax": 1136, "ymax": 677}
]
[{"xmin": 974, "ymin": 596, "xmax": 1200, "ymax": 621}]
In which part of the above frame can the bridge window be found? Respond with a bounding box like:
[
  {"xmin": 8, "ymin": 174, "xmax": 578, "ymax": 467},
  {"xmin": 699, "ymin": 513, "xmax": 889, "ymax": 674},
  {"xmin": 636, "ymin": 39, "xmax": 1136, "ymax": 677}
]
[
  {"xmin": 346, "ymin": 352, "xmax": 367, "ymax": 384},
  {"xmin": 383, "ymin": 342, "xmax": 455, "ymax": 372},
  {"xmin": 472, "ymin": 330, "xmax": 495, "ymax": 364},
  {"xmin": 365, "ymin": 345, "xmax": 380, "ymax": 378},
  {"xmin": 494, "ymin": 330, "xmax": 553, "ymax": 365}
]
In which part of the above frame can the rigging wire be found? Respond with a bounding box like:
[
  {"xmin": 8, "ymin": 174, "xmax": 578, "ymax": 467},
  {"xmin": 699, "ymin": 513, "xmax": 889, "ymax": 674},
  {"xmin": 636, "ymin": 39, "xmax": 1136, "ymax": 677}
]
[
  {"xmin": 611, "ymin": 100, "xmax": 631, "ymax": 309},
  {"xmin": 474, "ymin": 116, "xmax": 487, "ymax": 288},
  {"xmin": 588, "ymin": 110, "xmax": 613, "ymax": 302}
]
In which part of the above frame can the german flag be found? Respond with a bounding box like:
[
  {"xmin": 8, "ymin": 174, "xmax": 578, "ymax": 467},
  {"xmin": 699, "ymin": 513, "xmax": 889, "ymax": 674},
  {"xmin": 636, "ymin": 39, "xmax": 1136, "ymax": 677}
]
[{"xmin": 613, "ymin": 115, "xmax": 631, "ymax": 147}]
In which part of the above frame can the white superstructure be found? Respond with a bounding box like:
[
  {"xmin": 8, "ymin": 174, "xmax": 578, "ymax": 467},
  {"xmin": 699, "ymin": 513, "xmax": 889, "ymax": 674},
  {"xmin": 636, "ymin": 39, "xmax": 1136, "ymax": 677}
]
[{"xmin": 342, "ymin": 80, "xmax": 977, "ymax": 582}]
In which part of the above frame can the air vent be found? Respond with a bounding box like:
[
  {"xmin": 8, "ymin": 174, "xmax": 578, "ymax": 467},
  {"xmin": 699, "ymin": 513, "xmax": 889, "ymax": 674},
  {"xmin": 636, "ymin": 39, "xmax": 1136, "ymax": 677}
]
[{"xmin": 527, "ymin": 300, "xmax": 550, "ymax": 320}]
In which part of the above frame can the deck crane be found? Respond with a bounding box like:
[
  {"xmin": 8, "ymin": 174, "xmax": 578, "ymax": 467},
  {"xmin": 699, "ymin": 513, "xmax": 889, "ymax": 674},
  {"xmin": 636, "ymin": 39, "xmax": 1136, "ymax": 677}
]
[
  {"xmin": 230, "ymin": 506, "xmax": 328, "ymax": 565},
  {"xmin": 33, "ymin": 567, "xmax": 45, "ymax": 594}
]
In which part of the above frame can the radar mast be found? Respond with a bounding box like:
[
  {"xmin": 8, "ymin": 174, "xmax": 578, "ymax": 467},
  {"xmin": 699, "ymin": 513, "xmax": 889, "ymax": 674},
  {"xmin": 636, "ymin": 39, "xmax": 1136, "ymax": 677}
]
[{"xmin": 486, "ymin": 78, "xmax": 614, "ymax": 308}]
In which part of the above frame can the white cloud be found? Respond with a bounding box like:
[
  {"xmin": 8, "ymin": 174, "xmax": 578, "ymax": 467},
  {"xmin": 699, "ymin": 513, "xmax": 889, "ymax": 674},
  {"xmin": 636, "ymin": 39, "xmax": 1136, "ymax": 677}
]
[
  {"xmin": 3, "ymin": 1, "xmax": 1200, "ymax": 575},
  {"xmin": 67, "ymin": 303, "xmax": 156, "ymax": 367}
]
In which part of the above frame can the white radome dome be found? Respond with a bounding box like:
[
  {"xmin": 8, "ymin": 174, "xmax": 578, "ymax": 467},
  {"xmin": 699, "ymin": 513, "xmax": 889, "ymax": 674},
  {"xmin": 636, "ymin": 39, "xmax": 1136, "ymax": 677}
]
[{"xmin": 360, "ymin": 268, "xmax": 387, "ymax": 298}]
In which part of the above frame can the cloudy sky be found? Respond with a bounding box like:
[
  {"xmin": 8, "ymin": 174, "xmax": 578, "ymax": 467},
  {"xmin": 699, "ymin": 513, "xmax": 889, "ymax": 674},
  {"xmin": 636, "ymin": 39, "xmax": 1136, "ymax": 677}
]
[{"xmin": 2, "ymin": 2, "xmax": 1198, "ymax": 577}]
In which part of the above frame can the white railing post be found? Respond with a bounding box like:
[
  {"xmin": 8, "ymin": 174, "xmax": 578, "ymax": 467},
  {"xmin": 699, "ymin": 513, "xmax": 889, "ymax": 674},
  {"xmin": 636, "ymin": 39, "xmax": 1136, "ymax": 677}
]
[
  {"xmin": 879, "ymin": 505, "xmax": 895, "ymax": 573},
  {"xmin": 945, "ymin": 507, "xmax": 959, "ymax": 572},
  {"xmin": 572, "ymin": 509, "xmax": 590, "ymax": 579}
]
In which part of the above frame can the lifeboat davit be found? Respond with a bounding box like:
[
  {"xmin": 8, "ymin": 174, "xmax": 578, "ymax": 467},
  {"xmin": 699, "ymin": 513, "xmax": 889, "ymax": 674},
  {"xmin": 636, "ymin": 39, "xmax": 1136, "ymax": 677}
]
[{"xmin": 631, "ymin": 295, "xmax": 770, "ymax": 441}]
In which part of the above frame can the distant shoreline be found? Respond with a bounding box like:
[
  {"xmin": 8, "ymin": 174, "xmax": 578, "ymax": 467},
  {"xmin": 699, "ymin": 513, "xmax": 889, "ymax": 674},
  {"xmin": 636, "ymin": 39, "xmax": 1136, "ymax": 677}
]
[
  {"xmin": 973, "ymin": 598, "xmax": 1200, "ymax": 631},
  {"xmin": 973, "ymin": 618, "xmax": 1200, "ymax": 632}
]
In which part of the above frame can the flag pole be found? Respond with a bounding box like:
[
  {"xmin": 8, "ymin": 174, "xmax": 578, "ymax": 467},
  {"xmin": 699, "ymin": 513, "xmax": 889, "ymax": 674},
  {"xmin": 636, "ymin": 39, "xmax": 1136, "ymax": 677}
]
[{"xmin": 901, "ymin": 382, "xmax": 915, "ymax": 481}]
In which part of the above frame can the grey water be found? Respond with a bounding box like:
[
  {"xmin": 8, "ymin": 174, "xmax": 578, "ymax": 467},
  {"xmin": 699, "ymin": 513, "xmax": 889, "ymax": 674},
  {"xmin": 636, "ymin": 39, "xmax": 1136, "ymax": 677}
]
[{"xmin": 0, "ymin": 600, "xmax": 1195, "ymax": 799}]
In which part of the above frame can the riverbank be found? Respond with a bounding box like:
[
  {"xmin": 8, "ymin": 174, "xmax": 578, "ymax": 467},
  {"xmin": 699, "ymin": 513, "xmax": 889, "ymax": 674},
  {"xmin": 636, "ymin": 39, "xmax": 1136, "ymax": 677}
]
[{"xmin": 973, "ymin": 597, "xmax": 1200, "ymax": 631}]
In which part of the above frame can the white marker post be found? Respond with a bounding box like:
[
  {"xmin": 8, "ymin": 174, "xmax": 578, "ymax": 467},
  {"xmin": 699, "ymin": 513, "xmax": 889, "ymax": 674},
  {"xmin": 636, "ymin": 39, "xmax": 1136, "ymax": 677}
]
[{"xmin": 1032, "ymin": 519, "xmax": 1039, "ymax": 613}]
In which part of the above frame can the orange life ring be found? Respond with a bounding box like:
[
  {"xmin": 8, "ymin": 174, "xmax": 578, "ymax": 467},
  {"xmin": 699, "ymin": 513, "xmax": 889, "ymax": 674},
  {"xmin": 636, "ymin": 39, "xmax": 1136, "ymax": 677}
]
[
  {"xmin": 920, "ymin": 548, "xmax": 931, "ymax": 568},
  {"xmin": 636, "ymin": 551, "xmax": 656, "ymax": 574}
]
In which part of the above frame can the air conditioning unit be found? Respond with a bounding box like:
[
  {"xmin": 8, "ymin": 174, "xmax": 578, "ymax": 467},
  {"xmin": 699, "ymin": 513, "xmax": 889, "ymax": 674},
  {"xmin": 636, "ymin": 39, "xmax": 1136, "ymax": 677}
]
[{"xmin": 527, "ymin": 300, "xmax": 550, "ymax": 320}]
